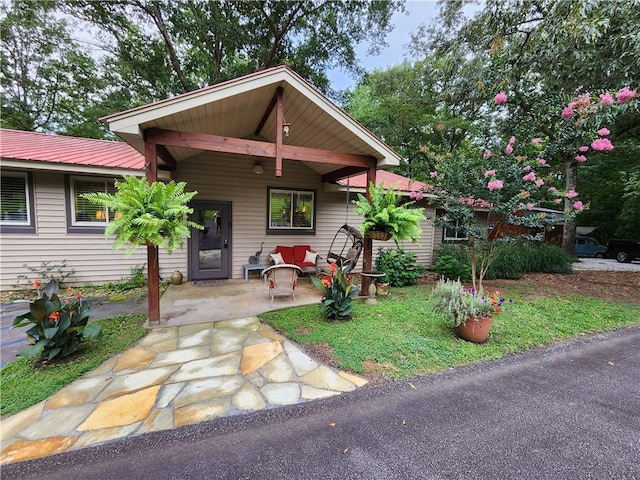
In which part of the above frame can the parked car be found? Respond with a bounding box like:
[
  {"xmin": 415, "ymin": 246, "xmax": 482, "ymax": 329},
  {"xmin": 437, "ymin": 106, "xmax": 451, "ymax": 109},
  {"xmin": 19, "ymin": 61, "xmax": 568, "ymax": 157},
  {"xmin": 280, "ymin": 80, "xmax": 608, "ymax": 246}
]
[
  {"xmin": 606, "ymin": 238, "xmax": 640, "ymax": 263},
  {"xmin": 575, "ymin": 235, "xmax": 607, "ymax": 258}
]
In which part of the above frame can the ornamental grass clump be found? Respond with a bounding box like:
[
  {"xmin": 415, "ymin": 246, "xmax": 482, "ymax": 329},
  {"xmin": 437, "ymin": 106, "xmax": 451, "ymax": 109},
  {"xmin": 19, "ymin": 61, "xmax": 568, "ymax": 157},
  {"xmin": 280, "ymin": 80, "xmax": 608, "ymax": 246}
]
[
  {"xmin": 431, "ymin": 278, "xmax": 510, "ymax": 327},
  {"xmin": 311, "ymin": 263, "xmax": 360, "ymax": 321}
]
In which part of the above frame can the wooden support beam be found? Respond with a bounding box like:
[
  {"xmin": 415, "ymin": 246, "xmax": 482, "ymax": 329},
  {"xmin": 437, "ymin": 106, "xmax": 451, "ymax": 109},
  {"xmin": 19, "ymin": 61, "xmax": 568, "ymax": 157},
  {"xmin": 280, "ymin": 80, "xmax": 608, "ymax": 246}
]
[
  {"xmin": 275, "ymin": 86, "xmax": 283, "ymax": 177},
  {"xmin": 144, "ymin": 141, "xmax": 160, "ymax": 324},
  {"xmin": 156, "ymin": 144, "xmax": 177, "ymax": 171},
  {"xmin": 144, "ymin": 128, "xmax": 376, "ymax": 168},
  {"xmin": 321, "ymin": 165, "xmax": 370, "ymax": 183},
  {"xmin": 254, "ymin": 89, "xmax": 278, "ymax": 137}
]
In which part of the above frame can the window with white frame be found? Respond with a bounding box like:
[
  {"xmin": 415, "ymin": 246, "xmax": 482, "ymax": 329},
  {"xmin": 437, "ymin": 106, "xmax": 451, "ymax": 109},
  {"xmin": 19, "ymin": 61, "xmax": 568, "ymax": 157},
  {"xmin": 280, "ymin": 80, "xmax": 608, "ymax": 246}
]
[
  {"xmin": 68, "ymin": 176, "xmax": 116, "ymax": 229},
  {"xmin": 267, "ymin": 187, "xmax": 315, "ymax": 234},
  {"xmin": 0, "ymin": 171, "xmax": 35, "ymax": 233},
  {"xmin": 444, "ymin": 219, "xmax": 468, "ymax": 241}
]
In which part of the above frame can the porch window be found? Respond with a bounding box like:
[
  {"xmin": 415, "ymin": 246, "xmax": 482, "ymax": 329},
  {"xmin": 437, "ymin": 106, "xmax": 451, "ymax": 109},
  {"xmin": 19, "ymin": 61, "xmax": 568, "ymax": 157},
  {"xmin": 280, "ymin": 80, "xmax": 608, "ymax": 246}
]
[
  {"xmin": 0, "ymin": 171, "xmax": 35, "ymax": 233},
  {"xmin": 267, "ymin": 187, "xmax": 316, "ymax": 234},
  {"xmin": 444, "ymin": 220, "xmax": 468, "ymax": 241},
  {"xmin": 66, "ymin": 176, "xmax": 116, "ymax": 233}
]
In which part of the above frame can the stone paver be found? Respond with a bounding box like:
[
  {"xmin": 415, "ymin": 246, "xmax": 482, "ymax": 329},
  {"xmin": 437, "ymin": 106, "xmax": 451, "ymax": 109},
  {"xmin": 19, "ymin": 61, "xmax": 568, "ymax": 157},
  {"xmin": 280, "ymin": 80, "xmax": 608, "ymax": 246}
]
[{"xmin": 0, "ymin": 317, "xmax": 367, "ymax": 465}]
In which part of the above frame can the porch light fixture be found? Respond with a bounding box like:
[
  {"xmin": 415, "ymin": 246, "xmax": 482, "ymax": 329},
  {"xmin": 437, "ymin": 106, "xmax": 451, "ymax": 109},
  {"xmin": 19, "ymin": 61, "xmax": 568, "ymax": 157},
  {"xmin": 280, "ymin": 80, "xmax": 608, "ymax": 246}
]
[
  {"xmin": 252, "ymin": 160, "xmax": 264, "ymax": 175},
  {"xmin": 282, "ymin": 115, "xmax": 290, "ymax": 138}
]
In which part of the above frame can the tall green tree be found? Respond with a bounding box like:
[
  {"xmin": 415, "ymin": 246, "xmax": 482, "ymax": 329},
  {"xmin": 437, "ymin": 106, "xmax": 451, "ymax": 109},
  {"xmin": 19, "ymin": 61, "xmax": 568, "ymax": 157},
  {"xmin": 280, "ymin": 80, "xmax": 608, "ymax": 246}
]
[
  {"xmin": 62, "ymin": 0, "xmax": 404, "ymax": 96},
  {"xmin": 0, "ymin": 1, "xmax": 104, "ymax": 134}
]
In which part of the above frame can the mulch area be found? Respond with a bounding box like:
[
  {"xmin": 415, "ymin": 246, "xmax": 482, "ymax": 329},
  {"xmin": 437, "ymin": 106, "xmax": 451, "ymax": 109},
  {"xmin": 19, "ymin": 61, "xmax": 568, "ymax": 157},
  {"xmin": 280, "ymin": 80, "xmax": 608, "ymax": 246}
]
[{"xmin": 418, "ymin": 270, "xmax": 640, "ymax": 305}]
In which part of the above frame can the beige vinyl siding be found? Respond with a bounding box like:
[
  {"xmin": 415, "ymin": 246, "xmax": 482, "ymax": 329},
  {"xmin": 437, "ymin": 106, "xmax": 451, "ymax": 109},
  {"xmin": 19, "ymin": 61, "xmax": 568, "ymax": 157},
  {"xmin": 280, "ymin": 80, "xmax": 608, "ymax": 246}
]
[
  {"xmin": 0, "ymin": 171, "xmax": 184, "ymax": 290},
  {"xmin": 175, "ymin": 153, "xmax": 436, "ymax": 278}
]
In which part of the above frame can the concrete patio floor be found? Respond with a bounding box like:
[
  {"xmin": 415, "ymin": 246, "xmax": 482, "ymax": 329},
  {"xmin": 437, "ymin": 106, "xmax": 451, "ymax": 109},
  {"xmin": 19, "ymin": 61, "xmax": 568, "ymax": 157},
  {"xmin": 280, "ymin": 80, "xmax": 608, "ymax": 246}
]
[
  {"xmin": 157, "ymin": 277, "xmax": 323, "ymax": 327},
  {"xmin": 1, "ymin": 278, "xmax": 369, "ymax": 465}
]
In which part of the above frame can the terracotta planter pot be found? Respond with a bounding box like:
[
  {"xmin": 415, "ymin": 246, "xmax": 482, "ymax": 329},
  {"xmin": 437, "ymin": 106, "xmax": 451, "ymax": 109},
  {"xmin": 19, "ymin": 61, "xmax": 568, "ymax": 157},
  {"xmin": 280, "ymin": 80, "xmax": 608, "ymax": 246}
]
[{"xmin": 456, "ymin": 315, "xmax": 493, "ymax": 344}]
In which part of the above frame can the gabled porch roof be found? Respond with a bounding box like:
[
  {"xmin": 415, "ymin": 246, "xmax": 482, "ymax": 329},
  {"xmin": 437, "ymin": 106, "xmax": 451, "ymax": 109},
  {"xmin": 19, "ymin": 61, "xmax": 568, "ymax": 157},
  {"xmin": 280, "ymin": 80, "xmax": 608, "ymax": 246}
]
[{"xmin": 101, "ymin": 65, "xmax": 401, "ymax": 180}]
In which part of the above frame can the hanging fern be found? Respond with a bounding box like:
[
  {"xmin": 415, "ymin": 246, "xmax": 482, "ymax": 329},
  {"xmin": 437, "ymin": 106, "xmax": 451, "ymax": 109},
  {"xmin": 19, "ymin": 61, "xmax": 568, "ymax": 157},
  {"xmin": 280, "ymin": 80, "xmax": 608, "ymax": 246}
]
[
  {"xmin": 353, "ymin": 182, "xmax": 427, "ymax": 244},
  {"xmin": 82, "ymin": 176, "xmax": 203, "ymax": 255}
]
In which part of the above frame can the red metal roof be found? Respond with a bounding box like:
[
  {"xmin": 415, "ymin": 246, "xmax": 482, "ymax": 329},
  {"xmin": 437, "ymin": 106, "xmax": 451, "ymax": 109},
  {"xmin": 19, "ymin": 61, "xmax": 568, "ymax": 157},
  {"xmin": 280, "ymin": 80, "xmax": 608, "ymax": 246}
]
[
  {"xmin": 337, "ymin": 170, "xmax": 430, "ymax": 193},
  {"xmin": 0, "ymin": 129, "xmax": 144, "ymax": 170}
]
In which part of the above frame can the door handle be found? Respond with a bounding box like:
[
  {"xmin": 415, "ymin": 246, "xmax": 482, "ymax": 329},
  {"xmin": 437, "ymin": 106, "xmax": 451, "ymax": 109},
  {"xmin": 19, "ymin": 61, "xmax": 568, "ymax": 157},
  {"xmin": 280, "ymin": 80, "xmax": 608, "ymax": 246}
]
[{"xmin": 224, "ymin": 239, "xmax": 228, "ymax": 248}]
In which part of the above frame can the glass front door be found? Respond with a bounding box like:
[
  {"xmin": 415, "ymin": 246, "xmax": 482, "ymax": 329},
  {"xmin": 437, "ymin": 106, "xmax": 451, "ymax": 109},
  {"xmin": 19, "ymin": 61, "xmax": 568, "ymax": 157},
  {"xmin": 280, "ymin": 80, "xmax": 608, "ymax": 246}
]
[{"xmin": 189, "ymin": 201, "xmax": 231, "ymax": 280}]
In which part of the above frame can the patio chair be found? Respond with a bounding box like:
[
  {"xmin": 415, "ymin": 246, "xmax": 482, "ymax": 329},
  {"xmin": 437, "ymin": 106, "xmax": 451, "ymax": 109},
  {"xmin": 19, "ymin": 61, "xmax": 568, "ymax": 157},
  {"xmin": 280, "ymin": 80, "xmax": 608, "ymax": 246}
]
[{"xmin": 262, "ymin": 264, "xmax": 303, "ymax": 303}]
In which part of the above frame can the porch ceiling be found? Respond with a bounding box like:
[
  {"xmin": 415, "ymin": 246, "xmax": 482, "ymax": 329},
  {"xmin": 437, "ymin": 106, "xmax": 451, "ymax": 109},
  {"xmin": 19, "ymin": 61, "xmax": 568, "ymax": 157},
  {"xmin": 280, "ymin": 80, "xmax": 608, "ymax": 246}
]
[{"xmin": 102, "ymin": 66, "xmax": 401, "ymax": 178}]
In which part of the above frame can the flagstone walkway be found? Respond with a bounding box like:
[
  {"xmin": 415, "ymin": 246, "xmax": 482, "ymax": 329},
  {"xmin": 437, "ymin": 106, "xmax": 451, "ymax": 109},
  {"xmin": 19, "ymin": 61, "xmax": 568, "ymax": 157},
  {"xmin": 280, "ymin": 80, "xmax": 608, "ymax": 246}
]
[{"xmin": 0, "ymin": 316, "xmax": 367, "ymax": 465}]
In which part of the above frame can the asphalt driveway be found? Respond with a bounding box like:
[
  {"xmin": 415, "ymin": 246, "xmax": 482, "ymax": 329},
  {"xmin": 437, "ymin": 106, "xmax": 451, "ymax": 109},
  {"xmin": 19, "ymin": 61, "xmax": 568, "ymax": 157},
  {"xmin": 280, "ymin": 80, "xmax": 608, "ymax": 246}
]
[{"xmin": 4, "ymin": 325, "xmax": 639, "ymax": 480}]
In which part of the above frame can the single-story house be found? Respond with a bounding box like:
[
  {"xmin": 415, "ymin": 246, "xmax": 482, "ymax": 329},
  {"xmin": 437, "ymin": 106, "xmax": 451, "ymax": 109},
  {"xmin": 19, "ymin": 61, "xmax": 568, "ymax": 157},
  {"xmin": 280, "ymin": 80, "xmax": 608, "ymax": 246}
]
[{"xmin": 1, "ymin": 66, "xmax": 440, "ymax": 292}]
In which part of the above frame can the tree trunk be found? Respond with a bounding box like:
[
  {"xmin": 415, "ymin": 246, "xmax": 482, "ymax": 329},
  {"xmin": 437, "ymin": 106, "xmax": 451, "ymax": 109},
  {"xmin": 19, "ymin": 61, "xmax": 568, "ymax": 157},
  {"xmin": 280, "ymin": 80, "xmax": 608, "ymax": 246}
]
[{"xmin": 562, "ymin": 159, "xmax": 577, "ymax": 256}]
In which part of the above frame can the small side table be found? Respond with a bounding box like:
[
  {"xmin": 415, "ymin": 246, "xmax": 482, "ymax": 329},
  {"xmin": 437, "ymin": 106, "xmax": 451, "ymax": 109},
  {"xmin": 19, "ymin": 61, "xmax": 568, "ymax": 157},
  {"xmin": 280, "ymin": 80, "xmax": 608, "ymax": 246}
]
[{"xmin": 243, "ymin": 263, "xmax": 266, "ymax": 283}]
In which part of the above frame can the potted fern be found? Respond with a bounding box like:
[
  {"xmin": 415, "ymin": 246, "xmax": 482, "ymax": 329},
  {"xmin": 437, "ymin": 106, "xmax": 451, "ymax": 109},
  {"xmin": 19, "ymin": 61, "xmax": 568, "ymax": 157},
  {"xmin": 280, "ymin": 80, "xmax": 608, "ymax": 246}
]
[{"xmin": 353, "ymin": 182, "xmax": 426, "ymax": 244}]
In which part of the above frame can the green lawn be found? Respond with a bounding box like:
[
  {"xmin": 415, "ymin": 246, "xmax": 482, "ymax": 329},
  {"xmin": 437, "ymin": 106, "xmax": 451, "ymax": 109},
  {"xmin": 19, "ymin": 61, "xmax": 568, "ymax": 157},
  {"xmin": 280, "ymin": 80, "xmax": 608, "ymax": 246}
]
[
  {"xmin": 2, "ymin": 284, "xmax": 638, "ymax": 420},
  {"xmin": 0, "ymin": 314, "xmax": 147, "ymax": 418},
  {"xmin": 260, "ymin": 286, "xmax": 640, "ymax": 380}
]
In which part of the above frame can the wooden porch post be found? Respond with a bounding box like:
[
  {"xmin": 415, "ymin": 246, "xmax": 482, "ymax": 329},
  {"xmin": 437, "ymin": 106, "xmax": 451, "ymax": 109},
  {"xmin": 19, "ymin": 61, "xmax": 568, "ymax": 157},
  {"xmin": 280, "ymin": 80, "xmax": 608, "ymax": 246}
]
[
  {"xmin": 145, "ymin": 141, "xmax": 161, "ymax": 324},
  {"xmin": 275, "ymin": 86, "xmax": 284, "ymax": 177},
  {"xmin": 361, "ymin": 166, "xmax": 377, "ymax": 295}
]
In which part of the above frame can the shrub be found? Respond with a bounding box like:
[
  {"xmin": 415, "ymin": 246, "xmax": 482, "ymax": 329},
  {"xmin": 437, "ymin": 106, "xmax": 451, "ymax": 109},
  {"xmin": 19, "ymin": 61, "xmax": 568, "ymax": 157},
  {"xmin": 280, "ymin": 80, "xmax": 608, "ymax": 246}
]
[
  {"xmin": 486, "ymin": 241, "xmax": 573, "ymax": 279},
  {"xmin": 433, "ymin": 241, "xmax": 572, "ymax": 281},
  {"xmin": 16, "ymin": 260, "xmax": 75, "ymax": 288},
  {"xmin": 107, "ymin": 264, "xmax": 147, "ymax": 293},
  {"xmin": 432, "ymin": 254, "xmax": 472, "ymax": 281},
  {"xmin": 375, "ymin": 247, "xmax": 425, "ymax": 287},
  {"xmin": 12, "ymin": 279, "xmax": 102, "ymax": 361}
]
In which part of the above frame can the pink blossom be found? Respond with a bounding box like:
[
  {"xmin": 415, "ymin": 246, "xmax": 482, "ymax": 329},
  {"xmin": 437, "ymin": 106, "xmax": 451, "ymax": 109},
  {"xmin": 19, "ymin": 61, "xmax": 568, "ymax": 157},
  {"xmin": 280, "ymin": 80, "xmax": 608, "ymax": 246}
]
[
  {"xmin": 616, "ymin": 87, "xmax": 637, "ymax": 104},
  {"xmin": 549, "ymin": 187, "xmax": 558, "ymax": 193},
  {"xmin": 484, "ymin": 169, "xmax": 496, "ymax": 177},
  {"xmin": 578, "ymin": 146, "xmax": 589, "ymax": 152},
  {"xmin": 522, "ymin": 172, "xmax": 536, "ymax": 182},
  {"xmin": 410, "ymin": 191, "xmax": 424, "ymax": 200},
  {"xmin": 575, "ymin": 155, "xmax": 587, "ymax": 163},
  {"xmin": 494, "ymin": 91, "xmax": 508, "ymax": 105},
  {"xmin": 487, "ymin": 179, "xmax": 504, "ymax": 191},
  {"xmin": 430, "ymin": 171, "xmax": 438, "ymax": 178},
  {"xmin": 531, "ymin": 138, "xmax": 542, "ymax": 145},
  {"xmin": 505, "ymin": 144, "xmax": 514, "ymax": 154},
  {"xmin": 599, "ymin": 92, "xmax": 614, "ymax": 105},
  {"xmin": 571, "ymin": 93, "xmax": 592, "ymax": 110},
  {"xmin": 523, "ymin": 165, "xmax": 532, "ymax": 172},
  {"xmin": 526, "ymin": 202, "xmax": 535, "ymax": 211},
  {"xmin": 483, "ymin": 149, "xmax": 492, "ymax": 159},
  {"xmin": 561, "ymin": 106, "xmax": 574, "ymax": 119},
  {"xmin": 508, "ymin": 136, "xmax": 516, "ymax": 145},
  {"xmin": 597, "ymin": 127, "xmax": 610, "ymax": 136},
  {"xmin": 591, "ymin": 138, "xmax": 614, "ymax": 151},
  {"xmin": 573, "ymin": 201, "xmax": 584, "ymax": 211},
  {"xmin": 566, "ymin": 189, "xmax": 578, "ymax": 199},
  {"xmin": 535, "ymin": 178, "xmax": 545, "ymax": 187},
  {"xmin": 554, "ymin": 198, "xmax": 562, "ymax": 204},
  {"xmin": 536, "ymin": 157, "xmax": 547, "ymax": 166}
]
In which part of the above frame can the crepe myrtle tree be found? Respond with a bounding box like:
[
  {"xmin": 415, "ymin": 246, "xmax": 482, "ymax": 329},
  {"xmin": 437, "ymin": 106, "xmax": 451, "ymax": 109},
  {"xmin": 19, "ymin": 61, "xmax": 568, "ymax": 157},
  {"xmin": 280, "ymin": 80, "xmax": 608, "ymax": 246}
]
[{"xmin": 420, "ymin": 87, "xmax": 637, "ymax": 293}]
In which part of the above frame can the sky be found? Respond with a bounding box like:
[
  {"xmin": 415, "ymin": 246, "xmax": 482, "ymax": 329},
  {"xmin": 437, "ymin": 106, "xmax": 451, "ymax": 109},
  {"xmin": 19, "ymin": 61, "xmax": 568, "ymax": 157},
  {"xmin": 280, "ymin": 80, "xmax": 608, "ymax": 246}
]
[{"xmin": 327, "ymin": 1, "xmax": 441, "ymax": 91}]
